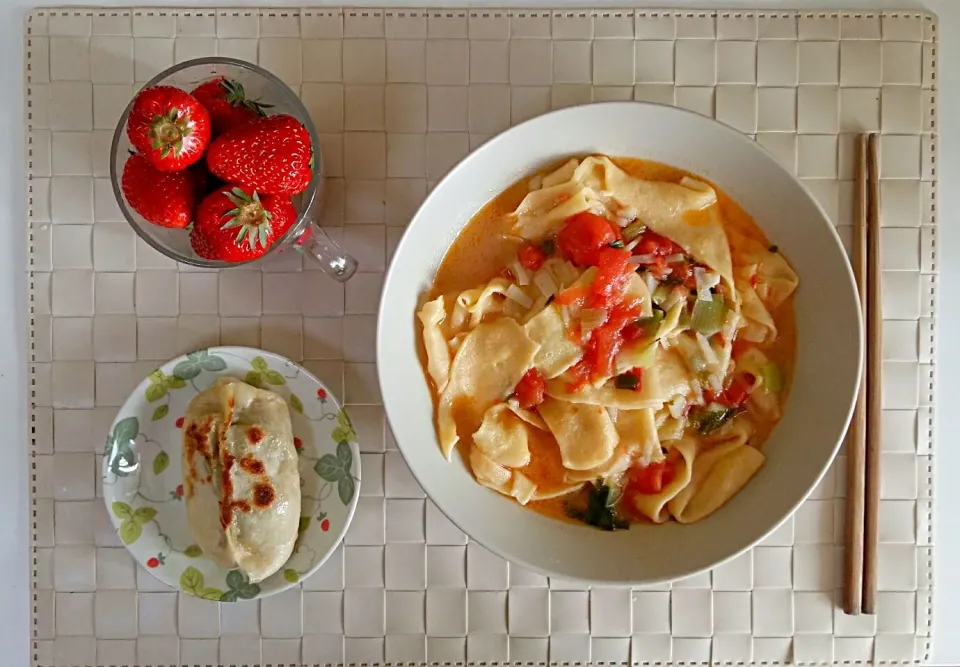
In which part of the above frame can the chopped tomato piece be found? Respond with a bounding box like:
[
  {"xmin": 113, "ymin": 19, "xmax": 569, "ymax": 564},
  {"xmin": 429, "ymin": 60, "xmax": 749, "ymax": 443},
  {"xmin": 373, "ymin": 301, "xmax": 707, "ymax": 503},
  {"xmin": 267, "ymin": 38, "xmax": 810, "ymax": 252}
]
[
  {"xmin": 635, "ymin": 229, "xmax": 685, "ymax": 257},
  {"xmin": 717, "ymin": 372, "xmax": 756, "ymax": 409},
  {"xmin": 750, "ymin": 272, "xmax": 760, "ymax": 289},
  {"xmin": 589, "ymin": 247, "xmax": 632, "ymax": 308},
  {"xmin": 517, "ymin": 243, "xmax": 546, "ymax": 272},
  {"xmin": 514, "ymin": 368, "xmax": 546, "ymax": 409},
  {"xmin": 621, "ymin": 321, "xmax": 645, "ymax": 343},
  {"xmin": 557, "ymin": 212, "xmax": 617, "ymax": 267},
  {"xmin": 554, "ymin": 286, "xmax": 589, "ymax": 308},
  {"xmin": 627, "ymin": 459, "xmax": 676, "ymax": 496},
  {"xmin": 670, "ymin": 261, "xmax": 693, "ymax": 283},
  {"xmin": 731, "ymin": 338, "xmax": 757, "ymax": 360}
]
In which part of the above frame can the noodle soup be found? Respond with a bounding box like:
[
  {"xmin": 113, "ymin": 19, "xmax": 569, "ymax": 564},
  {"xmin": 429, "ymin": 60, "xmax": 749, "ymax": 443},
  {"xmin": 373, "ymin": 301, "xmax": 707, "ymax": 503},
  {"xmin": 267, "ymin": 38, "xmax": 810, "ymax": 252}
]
[{"xmin": 417, "ymin": 156, "xmax": 798, "ymax": 529}]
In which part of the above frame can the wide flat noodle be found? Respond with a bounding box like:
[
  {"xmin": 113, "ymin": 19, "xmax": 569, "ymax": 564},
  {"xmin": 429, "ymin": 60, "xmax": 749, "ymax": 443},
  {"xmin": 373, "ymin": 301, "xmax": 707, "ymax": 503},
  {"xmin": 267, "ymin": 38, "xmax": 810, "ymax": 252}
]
[
  {"xmin": 470, "ymin": 446, "xmax": 541, "ymax": 506},
  {"xmin": 727, "ymin": 226, "xmax": 799, "ymax": 308},
  {"xmin": 736, "ymin": 277, "xmax": 777, "ymax": 344},
  {"xmin": 418, "ymin": 296, "xmax": 451, "ymax": 393},
  {"xmin": 514, "ymin": 182, "xmax": 592, "ymax": 240},
  {"xmin": 470, "ymin": 445, "xmax": 513, "ymax": 491},
  {"xmin": 541, "ymin": 158, "xmax": 580, "ymax": 188},
  {"xmin": 615, "ymin": 408, "xmax": 663, "ymax": 466},
  {"xmin": 668, "ymin": 440, "xmax": 765, "ymax": 523},
  {"xmin": 456, "ymin": 277, "xmax": 511, "ymax": 328},
  {"xmin": 630, "ymin": 438, "xmax": 697, "ymax": 523},
  {"xmin": 537, "ymin": 396, "xmax": 618, "ymax": 470},
  {"xmin": 656, "ymin": 347, "xmax": 693, "ymax": 401},
  {"xmin": 437, "ymin": 318, "xmax": 540, "ymax": 459},
  {"xmin": 580, "ymin": 157, "xmax": 732, "ymax": 284},
  {"xmin": 524, "ymin": 305, "xmax": 583, "ymax": 379},
  {"xmin": 473, "ymin": 403, "xmax": 532, "ymax": 468},
  {"xmin": 508, "ymin": 404, "xmax": 548, "ymax": 430},
  {"xmin": 547, "ymin": 361, "xmax": 664, "ymax": 409}
]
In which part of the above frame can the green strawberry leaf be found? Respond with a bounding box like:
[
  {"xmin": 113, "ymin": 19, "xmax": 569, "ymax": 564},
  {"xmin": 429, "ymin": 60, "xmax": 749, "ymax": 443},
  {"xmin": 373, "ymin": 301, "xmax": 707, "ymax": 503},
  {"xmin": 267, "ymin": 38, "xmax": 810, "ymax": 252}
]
[
  {"xmin": 251, "ymin": 356, "xmax": 269, "ymax": 372},
  {"xmin": 152, "ymin": 404, "xmax": 169, "ymax": 422},
  {"xmin": 133, "ymin": 507, "xmax": 157, "ymax": 524},
  {"xmin": 183, "ymin": 544, "xmax": 203, "ymax": 558},
  {"xmin": 219, "ymin": 589, "xmax": 239, "ymax": 603},
  {"xmin": 337, "ymin": 475, "xmax": 356, "ymax": 505},
  {"xmin": 237, "ymin": 583, "xmax": 260, "ymax": 599},
  {"xmin": 331, "ymin": 427, "xmax": 347, "ymax": 444},
  {"xmin": 283, "ymin": 569, "xmax": 299, "ymax": 583},
  {"xmin": 111, "ymin": 502, "xmax": 133, "ymax": 520},
  {"xmin": 105, "ymin": 441, "xmax": 136, "ymax": 478},
  {"xmin": 244, "ymin": 370, "xmax": 264, "ymax": 388},
  {"xmin": 164, "ymin": 375, "xmax": 187, "ymax": 389},
  {"xmin": 226, "ymin": 569, "xmax": 247, "ymax": 591},
  {"xmin": 148, "ymin": 369, "xmax": 164, "ymax": 384},
  {"xmin": 289, "ymin": 393, "xmax": 304, "ymax": 414},
  {"xmin": 153, "ymin": 451, "xmax": 170, "ymax": 475},
  {"xmin": 179, "ymin": 566, "xmax": 204, "ymax": 594},
  {"xmin": 173, "ymin": 358, "xmax": 202, "ymax": 380},
  {"xmin": 201, "ymin": 355, "xmax": 226, "ymax": 372},
  {"xmin": 145, "ymin": 383, "xmax": 167, "ymax": 402},
  {"xmin": 298, "ymin": 517, "xmax": 311, "ymax": 534},
  {"xmin": 199, "ymin": 587, "xmax": 224, "ymax": 601},
  {"xmin": 314, "ymin": 455, "xmax": 344, "ymax": 482},
  {"xmin": 264, "ymin": 370, "xmax": 286, "ymax": 385},
  {"xmin": 112, "ymin": 417, "xmax": 139, "ymax": 444},
  {"xmin": 336, "ymin": 441, "xmax": 353, "ymax": 469},
  {"xmin": 119, "ymin": 519, "xmax": 141, "ymax": 545}
]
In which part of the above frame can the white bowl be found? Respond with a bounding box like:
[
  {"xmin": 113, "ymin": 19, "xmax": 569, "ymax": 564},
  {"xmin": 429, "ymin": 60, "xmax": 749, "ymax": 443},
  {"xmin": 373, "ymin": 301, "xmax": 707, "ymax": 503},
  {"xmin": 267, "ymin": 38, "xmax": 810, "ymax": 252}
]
[{"xmin": 377, "ymin": 102, "xmax": 861, "ymax": 584}]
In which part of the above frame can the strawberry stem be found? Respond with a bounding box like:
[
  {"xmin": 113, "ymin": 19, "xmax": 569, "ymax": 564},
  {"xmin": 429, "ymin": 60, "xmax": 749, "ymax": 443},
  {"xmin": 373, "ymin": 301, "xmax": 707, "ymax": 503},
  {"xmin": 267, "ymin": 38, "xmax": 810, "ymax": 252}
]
[
  {"xmin": 220, "ymin": 188, "xmax": 273, "ymax": 250},
  {"xmin": 150, "ymin": 108, "xmax": 193, "ymax": 158}
]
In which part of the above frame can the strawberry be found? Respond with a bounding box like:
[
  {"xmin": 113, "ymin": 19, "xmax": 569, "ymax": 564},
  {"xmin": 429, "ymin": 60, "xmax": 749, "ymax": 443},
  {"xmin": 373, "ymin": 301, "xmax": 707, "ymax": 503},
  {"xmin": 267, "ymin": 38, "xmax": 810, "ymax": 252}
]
[
  {"xmin": 205, "ymin": 114, "xmax": 313, "ymax": 196},
  {"xmin": 121, "ymin": 153, "xmax": 203, "ymax": 228},
  {"xmin": 191, "ymin": 185, "xmax": 296, "ymax": 262},
  {"xmin": 126, "ymin": 85, "xmax": 211, "ymax": 171},
  {"xmin": 191, "ymin": 77, "xmax": 272, "ymax": 135}
]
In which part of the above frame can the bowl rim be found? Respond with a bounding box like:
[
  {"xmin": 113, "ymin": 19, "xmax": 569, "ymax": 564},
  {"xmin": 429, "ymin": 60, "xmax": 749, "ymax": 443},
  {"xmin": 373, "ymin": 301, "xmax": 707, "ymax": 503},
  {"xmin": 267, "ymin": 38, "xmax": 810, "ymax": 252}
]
[
  {"xmin": 109, "ymin": 56, "xmax": 323, "ymax": 268},
  {"xmin": 378, "ymin": 100, "xmax": 863, "ymax": 584}
]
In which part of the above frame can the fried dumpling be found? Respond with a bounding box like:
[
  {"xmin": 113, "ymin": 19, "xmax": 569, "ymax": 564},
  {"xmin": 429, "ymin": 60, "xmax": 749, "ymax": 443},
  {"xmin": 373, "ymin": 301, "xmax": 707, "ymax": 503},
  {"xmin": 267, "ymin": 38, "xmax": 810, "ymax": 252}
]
[{"xmin": 182, "ymin": 377, "xmax": 300, "ymax": 583}]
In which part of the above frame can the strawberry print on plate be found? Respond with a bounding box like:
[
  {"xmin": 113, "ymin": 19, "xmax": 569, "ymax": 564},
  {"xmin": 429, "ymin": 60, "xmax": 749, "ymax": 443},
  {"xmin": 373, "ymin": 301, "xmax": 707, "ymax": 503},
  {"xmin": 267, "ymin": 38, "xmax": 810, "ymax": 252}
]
[{"xmin": 101, "ymin": 346, "xmax": 361, "ymax": 600}]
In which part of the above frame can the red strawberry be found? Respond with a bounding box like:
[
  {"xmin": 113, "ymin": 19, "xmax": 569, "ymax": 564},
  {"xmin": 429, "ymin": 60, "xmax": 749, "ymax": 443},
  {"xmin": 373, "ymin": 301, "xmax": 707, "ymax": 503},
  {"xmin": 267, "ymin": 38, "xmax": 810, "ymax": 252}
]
[
  {"xmin": 126, "ymin": 85, "xmax": 211, "ymax": 171},
  {"xmin": 191, "ymin": 185, "xmax": 296, "ymax": 263},
  {"xmin": 121, "ymin": 153, "xmax": 203, "ymax": 228},
  {"xmin": 191, "ymin": 77, "xmax": 272, "ymax": 135},
  {"xmin": 206, "ymin": 114, "xmax": 313, "ymax": 196}
]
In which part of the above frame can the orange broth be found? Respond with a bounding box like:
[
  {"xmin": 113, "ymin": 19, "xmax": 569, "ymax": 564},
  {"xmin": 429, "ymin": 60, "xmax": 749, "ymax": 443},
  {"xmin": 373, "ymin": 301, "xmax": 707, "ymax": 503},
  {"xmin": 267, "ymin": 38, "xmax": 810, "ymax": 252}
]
[{"xmin": 427, "ymin": 157, "xmax": 797, "ymax": 524}]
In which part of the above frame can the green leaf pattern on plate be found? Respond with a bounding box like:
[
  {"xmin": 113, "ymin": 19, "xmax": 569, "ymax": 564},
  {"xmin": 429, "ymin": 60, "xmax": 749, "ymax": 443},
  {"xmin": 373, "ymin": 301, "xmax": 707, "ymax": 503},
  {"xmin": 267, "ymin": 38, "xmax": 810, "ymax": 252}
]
[
  {"xmin": 183, "ymin": 544, "xmax": 203, "ymax": 558},
  {"xmin": 173, "ymin": 349, "xmax": 227, "ymax": 380},
  {"xmin": 220, "ymin": 570, "xmax": 261, "ymax": 602},
  {"xmin": 151, "ymin": 404, "xmax": 169, "ymax": 421},
  {"xmin": 289, "ymin": 393, "xmax": 304, "ymax": 414},
  {"xmin": 245, "ymin": 356, "xmax": 288, "ymax": 389},
  {"xmin": 314, "ymin": 437, "xmax": 357, "ymax": 505},
  {"xmin": 112, "ymin": 501, "xmax": 158, "ymax": 545},
  {"xmin": 179, "ymin": 566, "xmax": 225, "ymax": 601},
  {"xmin": 153, "ymin": 451, "xmax": 169, "ymax": 475},
  {"xmin": 104, "ymin": 417, "xmax": 139, "ymax": 478},
  {"xmin": 331, "ymin": 408, "xmax": 357, "ymax": 446}
]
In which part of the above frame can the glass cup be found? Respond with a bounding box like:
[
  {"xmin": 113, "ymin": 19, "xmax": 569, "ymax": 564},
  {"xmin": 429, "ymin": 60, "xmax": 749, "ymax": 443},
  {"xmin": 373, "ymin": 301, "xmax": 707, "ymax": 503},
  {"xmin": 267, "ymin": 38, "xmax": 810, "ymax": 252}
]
[{"xmin": 109, "ymin": 56, "xmax": 357, "ymax": 280}]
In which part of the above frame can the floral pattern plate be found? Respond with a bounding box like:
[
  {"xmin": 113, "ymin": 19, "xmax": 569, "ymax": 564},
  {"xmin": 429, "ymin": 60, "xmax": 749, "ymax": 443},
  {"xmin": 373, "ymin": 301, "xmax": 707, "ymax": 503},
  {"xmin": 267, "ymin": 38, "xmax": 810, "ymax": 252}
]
[{"xmin": 101, "ymin": 346, "xmax": 361, "ymax": 600}]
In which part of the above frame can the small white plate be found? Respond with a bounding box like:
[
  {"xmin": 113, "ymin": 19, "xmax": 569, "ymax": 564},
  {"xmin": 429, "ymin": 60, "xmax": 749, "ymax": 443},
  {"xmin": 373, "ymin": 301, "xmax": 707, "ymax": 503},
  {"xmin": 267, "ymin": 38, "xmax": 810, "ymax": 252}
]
[{"xmin": 101, "ymin": 346, "xmax": 360, "ymax": 600}]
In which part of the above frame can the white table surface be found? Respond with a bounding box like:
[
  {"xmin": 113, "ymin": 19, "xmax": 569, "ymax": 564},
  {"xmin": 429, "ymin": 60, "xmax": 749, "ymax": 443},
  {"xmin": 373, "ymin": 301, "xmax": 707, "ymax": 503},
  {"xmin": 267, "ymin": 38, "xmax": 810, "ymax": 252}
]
[{"xmin": 1, "ymin": 1, "xmax": 956, "ymax": 665}]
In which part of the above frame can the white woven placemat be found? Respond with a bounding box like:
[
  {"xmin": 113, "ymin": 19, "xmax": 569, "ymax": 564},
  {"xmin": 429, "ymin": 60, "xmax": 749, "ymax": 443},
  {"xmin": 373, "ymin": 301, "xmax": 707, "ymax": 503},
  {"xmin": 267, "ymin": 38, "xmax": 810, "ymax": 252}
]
[{"xmin": 25, "ymin": 7, "xmax": 937, "ymax": 666}]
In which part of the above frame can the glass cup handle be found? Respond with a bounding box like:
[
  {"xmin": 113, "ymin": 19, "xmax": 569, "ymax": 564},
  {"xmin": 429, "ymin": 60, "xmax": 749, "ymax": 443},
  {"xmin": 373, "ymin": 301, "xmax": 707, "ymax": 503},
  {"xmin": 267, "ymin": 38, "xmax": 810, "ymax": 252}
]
[{"xmin": 295, "ymin": 221, "xmax": 358, "ymax": 281}]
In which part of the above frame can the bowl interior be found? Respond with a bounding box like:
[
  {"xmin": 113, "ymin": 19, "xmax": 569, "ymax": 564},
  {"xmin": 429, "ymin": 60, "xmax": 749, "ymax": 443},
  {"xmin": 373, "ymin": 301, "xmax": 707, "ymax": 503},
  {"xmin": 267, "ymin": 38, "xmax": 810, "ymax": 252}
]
[
  {"xmin": 378, "ymin": 102, "xmax": 862, "ymax": 584},
  {"xmin": 109, "ymin": 58, "xmax": 321, "ymax": 268}
]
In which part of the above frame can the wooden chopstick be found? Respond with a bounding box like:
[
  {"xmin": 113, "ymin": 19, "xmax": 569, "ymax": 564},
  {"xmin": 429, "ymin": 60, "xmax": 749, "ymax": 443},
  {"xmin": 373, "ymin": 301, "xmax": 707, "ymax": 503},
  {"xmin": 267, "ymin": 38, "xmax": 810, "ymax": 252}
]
[
  {"xmin": 843, "ymin": 134, "xmax": 869, "ymax": 615},
  {"xmin": 861, "ymin": 133, "xmax": 883, "ymax": 614}
]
